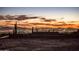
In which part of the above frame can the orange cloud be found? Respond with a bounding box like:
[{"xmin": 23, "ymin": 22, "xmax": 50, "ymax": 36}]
[{"xmin": 0, "ymin": 18, "xmax": 79, "ymax": 29}]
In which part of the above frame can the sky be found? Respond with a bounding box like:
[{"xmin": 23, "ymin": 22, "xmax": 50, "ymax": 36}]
[{"xmin": 0, "ymin": 7, "xmax": 79, "ymax": 21}]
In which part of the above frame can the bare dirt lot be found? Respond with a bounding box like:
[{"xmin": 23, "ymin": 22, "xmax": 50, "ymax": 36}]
[{"xmin": 0, "ymin": 38, "xmax": 79, "ymax": 51}]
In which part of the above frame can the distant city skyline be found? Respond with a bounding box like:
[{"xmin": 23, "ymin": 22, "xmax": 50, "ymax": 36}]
[{"xmin": 0, "ymin": 7, "xmax": 79, "ymax": 21}]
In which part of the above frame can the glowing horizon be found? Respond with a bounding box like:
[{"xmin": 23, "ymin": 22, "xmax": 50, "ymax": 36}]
[{"xmin": 0, "ymin": 7, "xmax": 79, "ymax": 28}]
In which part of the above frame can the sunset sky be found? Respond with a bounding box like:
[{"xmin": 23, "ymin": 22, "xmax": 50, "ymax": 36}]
[
  {"xmin": 0, "ymin": 7, "xmax": 79, "ymax": 21},
  {"xmin": 0, "ymin": 7, "xmax": 79, "ymax": 29}
]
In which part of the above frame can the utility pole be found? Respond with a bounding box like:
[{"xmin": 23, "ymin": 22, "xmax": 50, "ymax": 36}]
[
  {"xmin": 32, "ymin": 27, "xmax": 34, "ymax": 33},
  {"xmin": 13, "ymin": 21, "xmax": 17, "ymax": 35}
]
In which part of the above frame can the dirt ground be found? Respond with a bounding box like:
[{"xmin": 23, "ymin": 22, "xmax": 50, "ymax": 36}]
[{"xmin": 0, "ymin": 38, "xmax": 79, "ymax": 51}]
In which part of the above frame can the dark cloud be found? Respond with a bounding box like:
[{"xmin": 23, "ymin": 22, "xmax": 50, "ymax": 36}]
[
  {"xmin": 27, "ymin": 17, "xmax": 38, "ymax": 19},
  {"xmin": 0, "ymin": 15, "xmax": 57, "ymax": 23},
  {"xmin": 43, "ymin": 19, "xmax": 56, "ymax": 22},
  {"xmin": 40, "ymin": 17, "xmax": 57, "ymax": 22},
  {"xmin": 0, "ymin": 15, "xmax": 5, "ymax": 20},
  {"xmin": 0, "ymin": 15, "xmax": 39, "ymax": 20}
]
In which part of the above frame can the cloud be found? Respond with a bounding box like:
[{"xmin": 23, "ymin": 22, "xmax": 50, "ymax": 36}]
[
  {"xmin": 0, "ymin": 15, "xmax": 79, "ymax": 29},
  {"xmin": 40, "ymin": 17, "xmax": 56, "ymax": 22},
  {"xmin": 43, "ymin": 19, "xmax": 56, "ymax": 22},
  {"xmin": 0, "ymin": 15, "xmax": 39, "ymax": 20},
  {"xmin": 67, "ymin": 21, "xmax": 79, "ymax": 24},
  {"xmin": 0, "ymin": 15, "xmax": 5, "ymax": 20}
]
